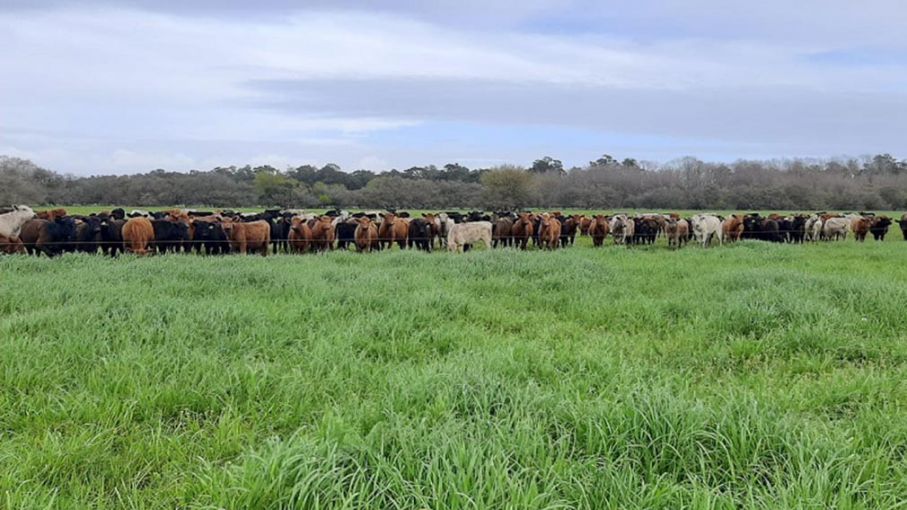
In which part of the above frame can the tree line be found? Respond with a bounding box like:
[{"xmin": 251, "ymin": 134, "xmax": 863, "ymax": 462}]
[{"xmin": 2, "ymin": 154, "xmax": 906, "ymax": 211}]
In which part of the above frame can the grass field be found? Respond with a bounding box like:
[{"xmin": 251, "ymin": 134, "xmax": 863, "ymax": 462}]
[{"xmin": 3, "ymin": 239, "xmax": 907, "ymax": 508}]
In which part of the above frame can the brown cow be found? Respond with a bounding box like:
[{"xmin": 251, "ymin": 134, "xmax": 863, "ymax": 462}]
[
  {"xmin": 579, "ymin": 216, "xmax": 592, "ymax": 236},
  {"xmin": 666, "ymin": 218, "xmax": 689, "ymax": 249},
  {"xmin": 379, "ymin": 213, "xmax": 408, "ymax": 250},
  {"xmin": 562, "ymin": 214, "xmax": 584, "ymax": 246},
  {"xmin": 852, "ymin": 216, "xmax": 871, "ymax": 242},
  {"xmin": 122, "ymin": 217, "xmax": 155, "ymax": 256},
  {"xmin": 163, "ymin": 209, "xmax": 191, "ymax": 223},
  {"xmin": 222, "ymin": 219, "xmax": 270, "ymax": 256},
  {"xmin": 310, "ymin": 216, "xmax": 336, "ymax": 252},
  {"xmin": 36, "ymin": 208, "xmax": 67, "ymax": 221},
  {"xmin": 354, "ymin": 217, "xmax": 379, "ymax": 252},
  {"xmin": 538, "ymin": 213, "xmax": 561, "ymax": 250},
  {"xmin": 493, "ymin": 216, "xmax": 514, "ymax": 248},
  {"xmin": 0, "ymin": 235, "xmax": 25, "ymax": 254},
  {"xmin": 722, "ymin": 215, "xmax": 744, "ymax": 242},
  {"xmin": 422, "ymin": 213, "xmax": 441, "ymax": 248},
  {"xmin": 288, "ymin": 216, "xmax": 313, "ymax": 253},
  {"xmin": 588, "ymin": 215, "xmax": 610, "ymax": 247},
  {"xmin": 511, "ymin": 213, "xmax": 535, "ymax": 250}
]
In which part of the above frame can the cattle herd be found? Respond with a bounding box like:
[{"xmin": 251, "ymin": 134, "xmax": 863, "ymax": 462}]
[{"xmin": 1, "ymin": 205, "xmax": 906, "ymax": 257}]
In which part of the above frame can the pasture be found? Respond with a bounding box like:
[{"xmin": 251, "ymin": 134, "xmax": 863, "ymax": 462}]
[{"xmin": 2, "ymin": 237, "xmax": 907, "ymax": 509}]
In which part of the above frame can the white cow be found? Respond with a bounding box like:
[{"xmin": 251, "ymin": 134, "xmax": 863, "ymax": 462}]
[
  {"xmin": 804, "ymin": 215, "xmax": 819, "ymax": 241},
  {"xmin": 690, "ymin": 214, "xmax": 723, "ymax": 247},
  {"xmin": 438, "ymin": 213, "xmax": 455, "ymax": 247},
  {"xmin": 823, "ymin": 217, "xmax": 850, "ymax": 241},
  {"xmin": 447, "ymin": 221, "xmax": 492, "ymax": 253},
  {"xmin": 609, "ymin": 214, "xmax": 635, "ymax": 245},
  {"xmin": 0, "ymin": 205, "xmax": 36, "ymax": 239},
  {"xmin": 331, "ymin": 211, "xmax": 352, "ymax": 227}
]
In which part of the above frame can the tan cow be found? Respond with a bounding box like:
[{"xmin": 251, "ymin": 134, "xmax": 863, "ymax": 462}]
[
  {"xmin": 288, "ymin": 216, "xmax": 313, "ymax": 253},
  {"xmin": 511, "ymin": 213, "xmax": 535, "ymax": 250},
  {"xmin": 222, "ymin": 220, "xmax": 271, "ymax": 255},
  {"xmin": 588, "ymin": 215, "xmax": 610, "ymax": 247},
  {"xmin": 538, "ymin": 213, "xmax": 562, "ymax": 250},
  {"xmin": 310, "ymin": 216, "xmax": 336, "ymax": 252},
  {"xmin": 354, "ymin": 217, "xmax": 379, "ymax": 252},
  {"xmin": 851, "ymin": 216, "xmax": 871, "ymax": 242},
  {"xmin": 379, "ymin": 213, "xmax": 409, "ymax": 250},
  {"xmin": 122, "ymin": 217, "xmax": 155, "ymax": 255},
  {"xmin": 722, "ymin": 215, "xmax": 744, "ymax": 242},
  {"xmin": 666, "ymin": 218, "xmax": 689, "ymax": 249}
]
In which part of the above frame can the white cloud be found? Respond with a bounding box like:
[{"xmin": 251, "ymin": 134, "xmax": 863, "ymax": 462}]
[{"xmin": 0, "ymin": 3, "xmax": 905, "ymax": 174}]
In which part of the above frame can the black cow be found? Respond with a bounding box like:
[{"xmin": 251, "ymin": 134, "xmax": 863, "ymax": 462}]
[
  {"xmin": 19, "ymin": 217, "xmax": 78, "ymax": 257},
  {"xmin": 100, "ymin": 218, "xmax": 125, "ymax": 257},
  {"xmin": 407, "ymin": 218, "xmax": 432, "ymax": 252},
  {"xmin": 741, "ymin": 214, "xmax": 780, "ymax": 242},
  {"xmin": 74, "ymin": 216, "xmax": 102, "ymax": 253},
  {"xmin": 870, "ymin": 216, "xmax": 892, "ymax": 241},
  {"xmin": 466, "ymin": 211, "xmax": 490, "ymax": 222},
  {"xmin": 742, "ymin": 214, "xmax": 763, "ymax": 240},
  {"xmin": 444, "ymin": 211, "xmax": 465, "ymax": 224},
  {"xmin": 152, "ymin": 220, "xmax": 190, "ymax": 253},
  {"xmin": 633, "ymin": 216, "xmax": 659, "ymax": 245},
  {"xmin": 762, "ymin": 218, "xmax": 782, "ymax": 243},
  {"xmin": 777, "ymin": 217, "xmax": 793, "ymax": 243},
  {"xmin": 270, "ymin": 214, "xmax": 293, "ymax": 254},
  {"xmin": 110, "ymin": 208, "xmax": 126, "ymax": 220},
  {"xmin": 789, "ymin": 215, "xmax": 807, "ymax": 243},
  {"xmin": 532, "ymin": 215, "xmax": 542, "ymax": 247},
  {"xmin": 335, "ymin": 220, "xmax": 358, "ymax": 251},
  {"xmin": 193, "ymin": 221, "xmax": 229, "ymax": 255}
]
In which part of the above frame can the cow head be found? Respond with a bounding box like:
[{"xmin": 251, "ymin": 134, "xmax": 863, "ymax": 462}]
[{"xmin": 872, "ymin": 216, "xmax": 892, "ymax": 229}]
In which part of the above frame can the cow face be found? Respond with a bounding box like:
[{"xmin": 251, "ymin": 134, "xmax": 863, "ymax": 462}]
[
  {"xmin": 743, "ymin": 216, "xmax": 763, "ymax": 233},
  {"xmin": 873, "ymin": 217, "xmax": 892, "ymax": 229},
  {"xmin": 194, "ymin": 222, "xmax": 213, "ymax": 239}
]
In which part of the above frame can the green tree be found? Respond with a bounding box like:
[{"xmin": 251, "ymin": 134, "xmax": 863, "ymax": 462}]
[
  {"xmin": 529, "ymin": 156, "xmax": 564, "ymax": 174},
  {"xmin": 254, "ymin": 170, "xmax": 296, "ymax": 206},
  {"xmin": 590, "ymin": 154, "xmax": 616, "ymax": 167},
  {"xmin": 480, "ymin": 166, "xmax": 537, "ymax": 209}
]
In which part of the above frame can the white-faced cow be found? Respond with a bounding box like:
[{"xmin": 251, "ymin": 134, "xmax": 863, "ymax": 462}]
[{"xmin": 690, "ymin": 214, "xmax": 723, "ymax": 247}]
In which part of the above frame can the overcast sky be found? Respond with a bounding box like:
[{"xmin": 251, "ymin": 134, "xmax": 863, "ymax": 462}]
[{"xmin": 2, "ymin": 1, "xmax": 906, "ymax": 175}]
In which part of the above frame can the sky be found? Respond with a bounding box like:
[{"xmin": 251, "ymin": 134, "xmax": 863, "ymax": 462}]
[{"xmin": 1, "ymin": 0, "xmax": 906, "ymax": 175}]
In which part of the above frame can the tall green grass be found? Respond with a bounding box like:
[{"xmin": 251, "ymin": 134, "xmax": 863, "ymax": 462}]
[{"xmin": 1, "ymin": 241, "xmax": 907, "ymax": 508}]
